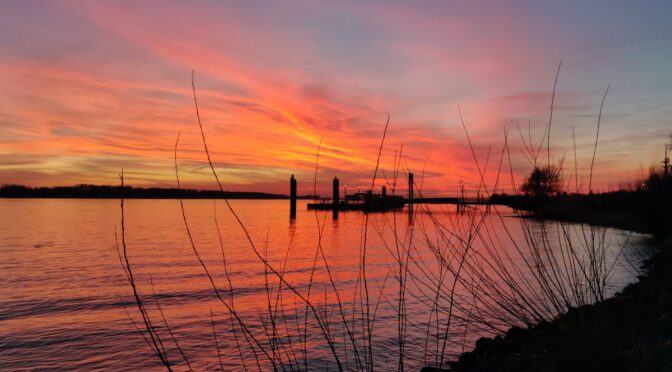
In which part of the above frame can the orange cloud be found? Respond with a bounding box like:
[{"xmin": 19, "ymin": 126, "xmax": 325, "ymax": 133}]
[{"xmin": 1, "ymin": 1, "xmax": 668, "ymax": 195}]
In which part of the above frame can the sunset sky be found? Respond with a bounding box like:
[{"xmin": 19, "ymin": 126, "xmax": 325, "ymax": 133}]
[{"xmin": 1, "ymin": 0, "xmax": 671, "ymax": 196}]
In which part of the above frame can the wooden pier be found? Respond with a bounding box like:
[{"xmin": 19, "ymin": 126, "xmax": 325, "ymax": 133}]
[
  {"xmin": 307, "ymin": 192, "xmax": 405, "ymax": 212},
  {"xmin": 292, "ymin": 173, "xmax": 495, "ymax": 216}
]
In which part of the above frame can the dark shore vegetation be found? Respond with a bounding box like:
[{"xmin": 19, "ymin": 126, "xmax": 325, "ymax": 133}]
[
  {"xmin": 493, "ymin": 168, "xmax": 671, "ymax": 236},
  {"xmin": 429, "ymin": 77, "xmax": 672, "ymax": 371},
  {"xmin": 446, "ymin": 171, "xmax": 672, "ymax": 371}
]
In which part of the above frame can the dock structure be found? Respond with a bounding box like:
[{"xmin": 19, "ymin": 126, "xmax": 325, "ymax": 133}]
[
  {"xmin": 308, "ymin": 189, "xmax": 405, "ymax": 212},
  {"xmin": 290, "ymin": 175, "xmax": 297, "ymax": 218},
  {"xmin": 457, "ymin": 184, "xmax": 465, "ymax": 213},
  {"xmin": 298, "ymin": 171, "xmax": 496, "ymax": 214},
  {"xmin": 307, "ymin": 173, "xmax": 407, "ymax": 212}
]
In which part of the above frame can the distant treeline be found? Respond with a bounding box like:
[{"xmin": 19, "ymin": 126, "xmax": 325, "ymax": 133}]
[{"xmin": 0, "ymin": 184, "xmax": 307, "ymax": 199}]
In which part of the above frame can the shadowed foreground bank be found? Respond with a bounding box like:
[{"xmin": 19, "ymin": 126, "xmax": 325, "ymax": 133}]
[
  {"xmin": 444, "ymin": 239, "xmax": 671, "ymax": 372},
  {"xmin": 436, "ymin": 190, "xmax": 672, "ymax": 372}
]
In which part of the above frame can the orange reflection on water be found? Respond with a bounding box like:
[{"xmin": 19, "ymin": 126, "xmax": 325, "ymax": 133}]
[{"xmin": 0, "ymin": 199, "xmax": 651, "ymax": 370}]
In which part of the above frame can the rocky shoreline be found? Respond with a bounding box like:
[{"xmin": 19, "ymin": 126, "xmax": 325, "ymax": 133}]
[
  {"xmin": 425, "ymin": 195, "xmax": 671, "ymax": 372},
  {"xmin": 446, "ymin": 237, "xmax": 671, "ymax": 371}
]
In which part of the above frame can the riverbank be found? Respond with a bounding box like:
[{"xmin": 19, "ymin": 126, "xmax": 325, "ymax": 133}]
[
  {"xmin": 491, "ymin": 192, "xmax": 670, "ymax": 235},
  {"xmin": 441, "ymin": 194, "xmax": 672, "ymax": 371}
]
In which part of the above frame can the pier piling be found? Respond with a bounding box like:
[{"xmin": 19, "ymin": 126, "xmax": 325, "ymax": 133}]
[
  {"xmin": 333, "ymin": 177, "xmax": 340, "ymax": 218},
  {"xmin": 290, "ymin": 175, "xmax": 297, "ymax": 219}
]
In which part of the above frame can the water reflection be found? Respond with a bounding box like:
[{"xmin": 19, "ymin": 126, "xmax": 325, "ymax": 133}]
[{"xmin": 0, "ymin": 199, "xmax": 652, "ymax": 370}]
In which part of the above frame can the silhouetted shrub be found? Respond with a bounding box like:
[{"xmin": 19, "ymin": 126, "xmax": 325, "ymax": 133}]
[{"xmin": 521, "ymin": 165, "xmax": 562, "ymax": 198}]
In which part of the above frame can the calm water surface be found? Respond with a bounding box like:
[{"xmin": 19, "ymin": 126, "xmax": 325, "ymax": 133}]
[{"xmin": 0, "ymin": 199, "xmax": 654, "ymax": 370}]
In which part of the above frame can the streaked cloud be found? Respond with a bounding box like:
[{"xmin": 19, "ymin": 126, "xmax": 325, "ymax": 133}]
[{"xmin": 1, "ymin": 0, "xmax": 671, "ymax": 195}]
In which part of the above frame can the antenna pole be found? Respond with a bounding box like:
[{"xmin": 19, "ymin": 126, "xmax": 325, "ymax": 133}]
[{"xmin": 664, "ymin": 144, "xmax": 670, "ymax": 178}]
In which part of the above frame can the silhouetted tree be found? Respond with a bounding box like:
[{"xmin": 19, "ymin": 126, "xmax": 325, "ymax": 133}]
[{"xmin": 521, "ymin": 165, "xmax": 562, "ymax": 198}]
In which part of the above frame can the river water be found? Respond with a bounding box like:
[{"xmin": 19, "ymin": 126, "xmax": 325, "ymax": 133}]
[{"xmin": 0, "ymin": 199, "xmax": 654, "ymax": 370}]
